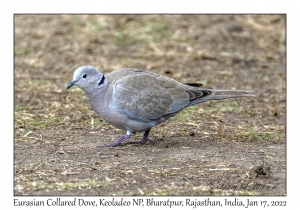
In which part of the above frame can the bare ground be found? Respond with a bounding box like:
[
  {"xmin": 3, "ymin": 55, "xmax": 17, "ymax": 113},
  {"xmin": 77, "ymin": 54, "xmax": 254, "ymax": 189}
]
[{"xmin": 14, "ymin": 14, "xmax": 286, "ymax": 196}]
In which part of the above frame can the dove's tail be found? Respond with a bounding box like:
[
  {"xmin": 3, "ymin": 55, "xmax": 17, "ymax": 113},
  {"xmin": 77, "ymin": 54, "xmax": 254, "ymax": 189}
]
[{"xmin": 188, "ymin": 89, "xmax": 254, "ymax": 106}]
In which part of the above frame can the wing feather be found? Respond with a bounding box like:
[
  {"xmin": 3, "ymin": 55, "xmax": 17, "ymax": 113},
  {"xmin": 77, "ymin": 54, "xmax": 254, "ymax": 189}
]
[{"xmin": 113, "ymin": 73, "xmax": 190, "ymax": 122}]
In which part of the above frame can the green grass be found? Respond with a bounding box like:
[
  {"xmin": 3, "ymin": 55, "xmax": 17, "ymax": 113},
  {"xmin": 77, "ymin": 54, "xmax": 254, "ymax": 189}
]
[
  {"xmin": 89, "ymin": 19, "xmax": 106, "ymax": 32},
  {"xmin": 15, "ymin": 48, "xmax": 31, "ymax": 56},
  {"xmin": 261, "ymin": 76, "xmax": 270, "ymax": 82},
  {"xmin": 170, "ymin": 100, "xmax": 252, "ymax": 123},
  {"xmin": 165, "ymin": 158, "xmax": 176, "ymax": 163},
  {"xmin": 240, "ymin": 128, "xmax": 284, "ymax": 140},
  {"xmin": 16, "ymin": 113, "xmax": 64, "ymax": 133},
  {"xmin": 228, "ymin": 125, "xmax": 285, "ymax": 142},
  {"xmin": 114, "ymin": 32, "xmax": 139, "ymax": 47},
  {"xmin": 253, "ymin": 132, "xmax": 284, "ymax": 140},
  {"xmin": 113, "ymin": 16, "xmax": 171, "ymax": 47},
  {"xmin": 28, "ymin": 179, "xmax": 96, "ymax": 191},
  {"xmin": 67, "ymin": 87, "xmax": 87, "ymax": 103},
  {"xmin": 115, "ymin": 191, "xmax": 124, "ymax": 196},
  {"xmin": 203, "ymin": 101, "xmax": 251, "ymax": 114},
  {"xmin": 171, "ymin": 106, "xmax": 199, "ymax": 122},
  {"xmin": 147, "ymin": 189, "xmax": 169, "ymax": 196},
  {"xmin": 179, "ymin": 131, "xmax": 189, "ymax": 137},
  {"xmin": 238, "ymin": 190, "xmax": 261, "ymax": 196},
  {"xmin": 140, "ymin": 188, "xmax": 176, "ymax": 196}
]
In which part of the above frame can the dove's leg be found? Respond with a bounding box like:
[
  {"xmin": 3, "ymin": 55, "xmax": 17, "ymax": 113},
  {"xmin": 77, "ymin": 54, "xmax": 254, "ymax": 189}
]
[
  {"xmin": 126, "ymin": 129, "xmax": 156, "ymax": 145},
  {"xmin": 97, "ymin": 131, "xmax": 132, "ymax": 148}
]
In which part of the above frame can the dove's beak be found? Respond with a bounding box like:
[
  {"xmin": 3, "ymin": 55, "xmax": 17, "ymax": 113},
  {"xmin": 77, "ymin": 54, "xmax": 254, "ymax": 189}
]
[{"xmin": 66, "ymin": 80, "xmax": 78, "ymax": 90}]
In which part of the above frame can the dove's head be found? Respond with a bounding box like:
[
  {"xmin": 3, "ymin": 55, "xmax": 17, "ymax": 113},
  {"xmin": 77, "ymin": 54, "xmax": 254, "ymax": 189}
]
[{"xmin": 66, "ymin": 66, "xmax": 106, "ymax": 93}]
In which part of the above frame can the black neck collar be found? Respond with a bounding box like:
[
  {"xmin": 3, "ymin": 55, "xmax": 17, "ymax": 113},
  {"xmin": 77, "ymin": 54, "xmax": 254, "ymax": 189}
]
[{"xmin": 97, "ymin": 75, "xmax": 105, "ymax": 86}]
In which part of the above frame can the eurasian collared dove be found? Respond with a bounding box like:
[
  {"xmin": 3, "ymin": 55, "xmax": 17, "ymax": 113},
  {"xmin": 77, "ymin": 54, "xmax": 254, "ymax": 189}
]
[{"xmin": 67, "ymin": 66, "xmax": 253, "ymax": 147}]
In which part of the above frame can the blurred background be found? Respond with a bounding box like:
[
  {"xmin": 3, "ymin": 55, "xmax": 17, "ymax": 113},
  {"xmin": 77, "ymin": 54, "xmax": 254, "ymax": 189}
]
[{"xmin": 14, "ymin": 14, "xmax": 285, "ymax": 112}]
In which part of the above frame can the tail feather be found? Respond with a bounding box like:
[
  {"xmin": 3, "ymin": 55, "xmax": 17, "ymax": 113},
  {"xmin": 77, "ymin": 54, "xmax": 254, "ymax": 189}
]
[{"xmin": 188, "ymin": 89, "xmax": 254, "ymax": 106}]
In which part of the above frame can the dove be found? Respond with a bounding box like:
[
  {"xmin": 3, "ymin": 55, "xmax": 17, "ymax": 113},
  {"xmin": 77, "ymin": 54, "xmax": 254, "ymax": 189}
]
[{"xmin": 66, "ymin": 65, "xmax": 253, "ymax": 147}]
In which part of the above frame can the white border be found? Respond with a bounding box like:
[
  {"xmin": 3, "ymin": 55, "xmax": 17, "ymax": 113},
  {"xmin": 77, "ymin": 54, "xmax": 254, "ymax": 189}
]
[{"xmin": 4, "ymin": 0, "xmax": 295, "ymax": 208}]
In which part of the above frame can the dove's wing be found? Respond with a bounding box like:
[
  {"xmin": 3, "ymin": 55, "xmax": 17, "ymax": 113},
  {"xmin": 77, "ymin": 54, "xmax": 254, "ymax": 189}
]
[
  {"xmin": 113, "ymin": 72, "xmax": 191, "ymax": 122},
  {"xmin": 111, "ymin": 69, "xmax": 252, "ymax": 123}
]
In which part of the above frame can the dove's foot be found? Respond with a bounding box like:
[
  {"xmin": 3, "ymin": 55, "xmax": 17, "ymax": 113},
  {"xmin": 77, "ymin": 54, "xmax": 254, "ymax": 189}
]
[
  {"xmin": 97, "ymin": 134, "xmax": 131, "ymax": 148},
  {"xmin": 126, "ymin": 129, "xmax": 155, "ymax": 145},
  {"xmin": 126, "ymin": 138, "xmax": 156, "ymax": 145}
]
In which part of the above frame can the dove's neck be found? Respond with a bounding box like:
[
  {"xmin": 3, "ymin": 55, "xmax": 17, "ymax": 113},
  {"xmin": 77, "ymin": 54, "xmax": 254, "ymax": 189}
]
[
  {"xmin": 86, "ymin": 80, "xmax": 110, "ymax": 116},
  {"xmin": 82, "ymin": 73, "xmax": 105, "ymax": 97}
]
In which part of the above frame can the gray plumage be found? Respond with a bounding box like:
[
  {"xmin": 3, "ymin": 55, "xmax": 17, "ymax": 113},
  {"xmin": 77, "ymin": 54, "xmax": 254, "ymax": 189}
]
[{"xmin": 67, "ymin": 65, "xmax": 253, "ymax": 147}]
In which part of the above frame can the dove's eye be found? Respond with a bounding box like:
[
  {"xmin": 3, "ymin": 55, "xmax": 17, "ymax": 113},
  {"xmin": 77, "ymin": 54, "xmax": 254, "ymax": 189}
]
[{"xmin": 83, "ymin": 74, "xmax": 87, "ymax": 78}]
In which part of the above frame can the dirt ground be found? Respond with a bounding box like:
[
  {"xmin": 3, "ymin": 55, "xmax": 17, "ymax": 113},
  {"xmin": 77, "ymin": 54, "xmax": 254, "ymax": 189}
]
[{"xmin": 14, "ymin": 15, "xmax": 286, "ymax": 196}]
